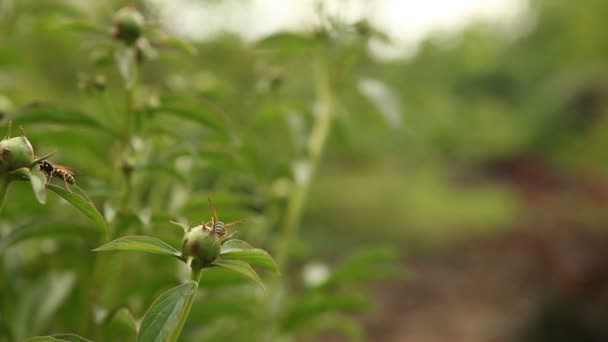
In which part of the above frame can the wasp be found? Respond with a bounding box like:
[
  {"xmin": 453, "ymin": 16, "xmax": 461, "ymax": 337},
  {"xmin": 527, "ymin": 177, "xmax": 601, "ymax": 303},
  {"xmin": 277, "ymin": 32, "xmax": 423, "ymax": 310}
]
[
  {"xmin": 204, "ymin": 198, "xmax": 244, "ymax": 238},
  {"xmin": 38, "ymin": 160, "xmax": 77, "ymax": 192}
]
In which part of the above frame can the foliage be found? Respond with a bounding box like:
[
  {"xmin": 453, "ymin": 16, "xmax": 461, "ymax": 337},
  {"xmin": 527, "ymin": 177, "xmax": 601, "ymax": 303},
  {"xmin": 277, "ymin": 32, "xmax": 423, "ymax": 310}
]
[{"xmin": 0, "ymin": 1, "xmax": 401, "ymax": 341}]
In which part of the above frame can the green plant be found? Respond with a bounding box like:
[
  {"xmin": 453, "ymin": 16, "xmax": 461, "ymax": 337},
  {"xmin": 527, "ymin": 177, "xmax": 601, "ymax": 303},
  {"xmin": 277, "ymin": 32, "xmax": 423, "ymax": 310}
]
[{"xmin": 0, "ymin": 3, "xmax": 401, "ymax": 341}]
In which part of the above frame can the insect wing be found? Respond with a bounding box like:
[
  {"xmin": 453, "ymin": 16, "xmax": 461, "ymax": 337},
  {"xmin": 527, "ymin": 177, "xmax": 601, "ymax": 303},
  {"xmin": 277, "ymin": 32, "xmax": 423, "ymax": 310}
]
[
  {"xmin": 50, "ymin": 162, "xmax": 78, "ymax": 175},
  {"xmin": 225, "ymin": 219, "xmax": 244, "ymax": 228},
  {"xmin": 208, "ymin": 198, "xmax": 219, "ymax": 223}
]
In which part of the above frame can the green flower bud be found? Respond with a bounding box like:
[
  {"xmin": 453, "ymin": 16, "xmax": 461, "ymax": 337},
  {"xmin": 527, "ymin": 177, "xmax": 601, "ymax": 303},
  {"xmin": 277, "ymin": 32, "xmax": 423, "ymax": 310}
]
[
  {"xmin": 0, "ymin": 136, "xmax": 35, "ymax": 172},
  {"xmin": 113, "ymin": 6, "xmax": 144, "ymax": 45},
  {"xmin": 182, "ymin": 226, "xmax": 221, "ymax": 267}
]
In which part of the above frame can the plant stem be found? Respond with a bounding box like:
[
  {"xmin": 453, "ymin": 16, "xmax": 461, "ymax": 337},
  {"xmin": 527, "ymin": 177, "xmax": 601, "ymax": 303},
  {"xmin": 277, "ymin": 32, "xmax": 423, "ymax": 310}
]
[
  {"xmin": 275, "ymin": 59, "xmax": 332, "ymax": 268},
  {"xmin": 0, "ymin": 176, "xmax": 9, "ymax": 215},
  {"xmin": 120, "ymin": 49, "xmax": 140, "ymax": 211},
  {"xmin": 171, "ymin": 266, "xmax": 203, "ymax": 342}
]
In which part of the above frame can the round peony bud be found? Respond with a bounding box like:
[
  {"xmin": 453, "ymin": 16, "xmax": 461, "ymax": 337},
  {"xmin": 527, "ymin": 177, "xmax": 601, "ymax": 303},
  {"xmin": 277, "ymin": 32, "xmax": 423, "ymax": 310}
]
[
  {"xmin": 0, "ymin": 136, "xmax": 35, "ymax": 172},
  {"xmin": 181, "ymin": 225, "xmax": 221, "ymax": 267},
  {"xmin": 113, "ymin": 6, "xmax": 145, "ymax": 45}
]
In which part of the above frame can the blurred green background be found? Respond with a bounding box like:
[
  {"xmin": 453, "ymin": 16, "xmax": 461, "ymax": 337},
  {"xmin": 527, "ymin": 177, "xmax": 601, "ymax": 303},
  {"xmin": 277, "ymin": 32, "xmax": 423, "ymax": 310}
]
[{"xmin": 2, "ymin": 0, "xmax": 608, "ymax": 341}]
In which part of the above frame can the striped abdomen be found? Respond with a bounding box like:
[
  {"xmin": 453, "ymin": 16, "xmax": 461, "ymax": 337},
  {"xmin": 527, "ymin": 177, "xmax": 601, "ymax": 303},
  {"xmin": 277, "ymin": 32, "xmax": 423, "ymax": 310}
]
[
  {"xmin": 213, "ymin": 221, "xmax": 226, "ymax": 236},
  {"xmin": 52, "ymin": 169, "xmax": 75, "ymax": 184}
]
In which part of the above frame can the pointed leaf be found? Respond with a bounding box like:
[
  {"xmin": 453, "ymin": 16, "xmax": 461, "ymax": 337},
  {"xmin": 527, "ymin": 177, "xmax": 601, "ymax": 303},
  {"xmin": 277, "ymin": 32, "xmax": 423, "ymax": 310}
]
[
  {"xmin": 211, "ymin": 259, "xmax": 265, "ymax": 290},
  {"xmin": 220, "ymin": 239, "xmax": 253, "ymax": 252},
  {"xmin": 146, "ymin": 105, "xmax": 224, "ymax": 132},
  {"xmin": 9, "ymin": 103, "xmax": 112, "ymax": 134},
  {"xmin": 15, "ymin": 272, "xmax": 76, "ymax": 340},
  {"xmin": 46, "ymin": 183, "xmax": 108, "ymax": 239},
  {"xmin": 220, "ymin": 248, "xmax": 279, "ymax": 274},
  {"xmin": 155, "ymin": 35, "xmax": 197, "ymax": 55},
  {"xmin": 56, "ymin": 21, "xmax": 109, "ymax": 36},
  {"xmin": 0, "ymin": 221, "xmax": 95, "ymax": 252},
  {"xmin": 93, "ymin": 235, "xmax": 181, "ymax": 260},
  {"xmin": 50, "ymin": 334, "xmax": 93, "ymax": 342},
  {"xmin": 137, "ymin": 281, "xmax": 198, "ymax": 342},
  {"xmin": 28, "ymin": 169, "xmax": 47, "ymax": 204}
]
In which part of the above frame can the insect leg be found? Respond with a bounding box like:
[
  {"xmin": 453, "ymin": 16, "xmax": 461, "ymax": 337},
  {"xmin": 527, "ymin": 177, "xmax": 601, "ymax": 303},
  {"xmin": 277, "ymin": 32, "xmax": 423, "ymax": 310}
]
[{"xmin": 62, "ymin": 174, "xmax": 73, "ymax": 193}]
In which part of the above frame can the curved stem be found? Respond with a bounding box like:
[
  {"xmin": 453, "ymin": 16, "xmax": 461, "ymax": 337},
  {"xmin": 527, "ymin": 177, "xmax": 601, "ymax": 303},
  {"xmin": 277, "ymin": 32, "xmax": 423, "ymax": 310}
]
[
  {"xmin": 0, "ymin": 176, "xmax": 10, "ymax": 215},
  {"xmin": 170, "ymin": 266, "xmax": 203, "ymax": 342},
  {"xmin": 275, "ymin": 59, "xmax": 332, "ymax": 268}
]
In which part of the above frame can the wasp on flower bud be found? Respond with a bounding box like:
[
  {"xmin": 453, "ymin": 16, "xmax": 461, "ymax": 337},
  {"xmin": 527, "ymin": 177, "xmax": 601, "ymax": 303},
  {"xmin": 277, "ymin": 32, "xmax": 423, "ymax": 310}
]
[
  {"xmin": 181, "ymin": 199, "xmax": 244, "ymax": 267},
  {"xmin": 37, "ymin": 160, "xmax": 77, "ymax": 192},
  {"xmin": 205, "ymin": 198, "xmax": 244, "ymax": 238}
]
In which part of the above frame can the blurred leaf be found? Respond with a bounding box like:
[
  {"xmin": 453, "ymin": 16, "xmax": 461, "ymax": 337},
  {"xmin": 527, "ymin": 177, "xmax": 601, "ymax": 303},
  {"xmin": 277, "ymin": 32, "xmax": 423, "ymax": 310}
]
[
  {"xmin": 220, "ymin": 239, "xmax": 253, "ymax": 252},
  {"xmin": 49, "ymin": 334, "xmax": 93, "ymax": 342},
  {"xmin": 219, "ymin": 247, "xmax": 279, "ymax": 274},
  {"xmin": 0, "ymin": 320, "xmax": 13, "ymax": 342},
  {"xmin": 25, "ymin": 337, "xmax": 65, "ymax": 342},
  {"xmin": 325, "ymin": 246, "xmax": 404, "ymax": 286},
  {"xmin": 146, "ymin": 105, "xmax": 225, "ymax": 132},
  {"xmin": 27, "ymin": 169, "xmax": 47, "ymax": 204},
  {"xmin": 115, "ymin": 47, "xmax": 137, "ymax": 90},
  {"xmin": 104, "ymin": 307, "xmax": 137, "ymax": 341},
  {"xmin": 93, "ymin": 235, "xmax": 182, "ymax": 259},
  {"xmin": 9, "ymin": 103, "xmax": 113, "ymax": 134},
  {"xmin": 256, "ymin": 32, "xmax": 316, "ymax": 56},
  {"xmin": 0, "ymin": 221, "xmax": 94, "ymax": 252},
  {"xmin": 188, "ymin": 297, "xmax": 256, "ymax": 321},
  {"xmin": 55, "ymin": 21, "xmax": 109, "ymax": 36},
  {"xmin": 198, "ymin": 265, "xmax": 251, "ymax": 288},
  {"xmin": 282, "ymin": 294, "xmax": 369, "ymax": 331},
  {"xmin": 357, "ymin": 78, "xmax": 402, "ymax": 130},
  {"xmin": 155, "ymin": 35, "xmax": 198, "ymax": 55},
  {"xmin": 137, "ymin": 281, "xmax": 198, "ymax": 342},
  {"xmin": 14, "ymin": 272, "xmax": 76, "ymax": 340},
  {"xmin": 211, "ymin": 259, "xmax": 265, "ymax": 290},
  {"xmin": 46, "ymin": 183, "xmax": 108, "ymax": 239}
]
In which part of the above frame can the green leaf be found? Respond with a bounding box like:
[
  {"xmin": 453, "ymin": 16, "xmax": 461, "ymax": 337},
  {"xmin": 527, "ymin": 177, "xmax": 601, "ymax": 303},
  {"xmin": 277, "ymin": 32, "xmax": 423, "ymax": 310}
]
[
  {"xmin": 55, "ymin": 21, "xmax": 109, "ymax": 36},
  {"xmin": 115, "ymin": 46, "xmax": 137, "ymax": 89},
  {"xmin": 15, "ymin": 272, "xmax": 76, "ymax": 340},
  {"xmin": 104, "ymin": 308, "xmax": 137, "ymax": 341},
  {"xmin": 137, "ymin": 281, "xmax": 198, "ymax": 342},
  {"xmin": 0, "ymin": 221, "xmax": 95, "ymax": 252},
  {"xmin": 325, "ymin": 247, "xmax": 403, "ymax": 286},
  {"xmin": 188, "ymin": 297, "xmax": 255, "ymax": 321},
  {"xmin": 49, "ymin": 334, "xmax": 93, "ymax": 342},
  {"xmin": 220, "ymin": 239, "xmax": 253, "ymax": 252},
  {"xmin": 46, "ymin": 183, "xmax": 108, "ymax": 240},
  {"xmin": 220, "ymin": 247, "xmax": 279, "ymax": 274},
  {"xmin": 26, "ymin": 334, "xmax": 91, "ymax": 342},
  {"xmin": 256, "ymin": 32, "xmax": 316, "ymax": 57},
  {"xmin": 211, "ymin": 259, "xmax": 265, "ymax": 290},
  {"xmin": 357, "ymin": 78, "xmax": 402, "ymax": 130},
  {"xmin": 9, "ymin": 103, "xmax": 112, "ymax": 134},
  {"xmin": 198, "ymin": 266, "xmax": 251, "ymax": 288},
  {"xmin": 155, "ymin": 34, "xmax": 198, "ymax": 55},
  {"xmin": 93, "ymin": 235, "xmax": 182, "ymax": 260},
  {"xmin": 28, "ymin": 169, "xmax": 47, "ymax": 204},
  {"xmin": 146, "ymin": 105, "xmax": 224, "ymax": 132}
]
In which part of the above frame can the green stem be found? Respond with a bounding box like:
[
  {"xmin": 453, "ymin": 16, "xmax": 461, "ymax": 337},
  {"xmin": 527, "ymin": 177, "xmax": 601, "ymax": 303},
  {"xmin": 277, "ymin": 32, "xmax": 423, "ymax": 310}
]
[
  {"xmin": 171, "ymin": 266, "xmax": 203, "ymax": 342},
  {"xmin": 120, "ymin": 49, "xmax": 140, "ymax": 211},
  {"xmin": 275, "ymin": 59, "xmax": 332, "ymax": 268},
  {"xmin": 0, "ymin": 176, "xmax": 9, "ymax": 215}
]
